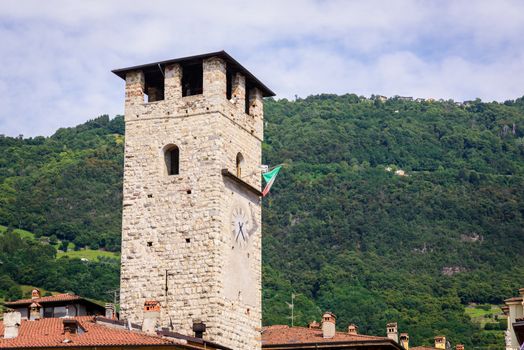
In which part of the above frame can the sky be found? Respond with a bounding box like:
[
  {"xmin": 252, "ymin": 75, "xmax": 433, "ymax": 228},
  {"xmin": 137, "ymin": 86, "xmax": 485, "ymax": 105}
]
[{"xmin": 1, "ymin": 0, "xmax": 524, "ymax": 137}]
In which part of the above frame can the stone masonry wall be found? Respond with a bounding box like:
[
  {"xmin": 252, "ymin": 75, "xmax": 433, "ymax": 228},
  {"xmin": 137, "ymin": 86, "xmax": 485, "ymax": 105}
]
[{"xmin": 120, "ymin": 57, "xmax": 263, "ymax": 350}]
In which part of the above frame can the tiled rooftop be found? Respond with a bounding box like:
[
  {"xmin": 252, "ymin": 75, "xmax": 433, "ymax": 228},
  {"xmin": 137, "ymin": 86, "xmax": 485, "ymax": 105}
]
[
  {"xmin": 5, "ymin": 294, "xmax": 84, "ymax": 306},
  {"xmin": 0, "ymin": 316, "xmax": 176, "ymax": 348},
  {"xmin": 261, "ymin": 324, "xmax": 391, "ymax": 346}
]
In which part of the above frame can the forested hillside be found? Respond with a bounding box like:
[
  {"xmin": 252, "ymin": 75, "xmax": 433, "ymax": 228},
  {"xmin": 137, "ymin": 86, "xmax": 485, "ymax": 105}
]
[{"xmin": 1, "ymin": 95, "xmax": 524, "ymax": 349}]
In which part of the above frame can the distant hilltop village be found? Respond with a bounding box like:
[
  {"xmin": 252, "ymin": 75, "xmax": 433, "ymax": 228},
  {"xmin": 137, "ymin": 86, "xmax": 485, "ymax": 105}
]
[{"xmin": 359, "ymin": 94, "xmax": 478, "ymax": 107}]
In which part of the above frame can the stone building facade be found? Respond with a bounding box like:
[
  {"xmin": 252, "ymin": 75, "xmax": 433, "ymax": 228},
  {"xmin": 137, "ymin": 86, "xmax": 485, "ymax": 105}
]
[
  {"xmin": 113, "ymin": 51, "xmax": 274, "ymax": 350},
  {"xmin": 503, "ymin": 288, "xmax": 524, "ymax": 350}
]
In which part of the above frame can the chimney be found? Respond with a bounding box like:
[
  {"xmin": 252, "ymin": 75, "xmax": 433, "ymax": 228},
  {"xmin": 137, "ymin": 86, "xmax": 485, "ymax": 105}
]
[
  {"xmin": 456, "ymin": 344, "xmax": 464, "ymax": 350},
  {"xmin": 399, "ymin": 333, "xmax": 409, "ymax": 350},
  {"xmin": 63, "ymin": 318, "xmax": 84, "ymax": 335},
  {"xmin": 31, "ymin": 288, "xmax": 40, "ymax": 299},
  {"xmin": 193, "ymin": 320, "xmax": 206, "ymax": 339},
  {"xmin": 29, "ymin": 302, "xmax": 41, "ymax": 320},
  {"xmin": 142, "ymin": 300, "xmax": 160, "ymax": 335},
  {"xmin": 387, "ymin": 322, "xmax": 398, "ymax": 343},
  {"xmin": 347, "ymin": 324, "xmax": 358, "ymax": 335},
  {"xmin": 105, "ymin": 303, "xmax": 116, "ymax": 319},
  {"xmin": 434, "ymin": 336, "xmax": 446, "ymax": 349},
  {"xmin": 308, "ymin": 320, "xmax": 320, "ymax": 329},
  {"xmin": 4, "ymin": 311, "xmax": 22, "ymax": 338},
  {"xmin": 321, "ymin": 312, "xmax": 336, "ymax": 339}
]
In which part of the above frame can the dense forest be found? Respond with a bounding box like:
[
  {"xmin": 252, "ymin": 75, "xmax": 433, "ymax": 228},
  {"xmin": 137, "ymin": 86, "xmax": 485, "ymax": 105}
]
[{"xmin": 1, "ymin": 95, "xmax": 524, "ymax": 349}]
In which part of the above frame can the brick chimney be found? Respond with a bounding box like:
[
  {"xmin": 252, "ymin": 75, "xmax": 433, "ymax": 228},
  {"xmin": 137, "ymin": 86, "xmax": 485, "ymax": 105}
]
[
  {"xmin": 387, "ymin": 322, "xmax": 398, "ymax": 343},
  {"xmin": 31, "ymin": 288, "xmax": 40, "ymax": 299},
  {"xmin": 142, "ymin": 300, "xmax": 160, "ymax": 335},
  {"xmin": 347, "ymin": 324, "xmax": 358, "ymax": 335},
  {"xmin": 29, "ymin": 302, "xmax": 41, "ymax": 320},
  {"xmin": 455, "ymin": 344, "xmax": 464, "ymax": 350},
  {"xmin": 63, "ymin": 318, "xmax": 84, "ymax": 335},
  {"xmin": 105, "ymin": 303, "xmax": 116, "ymax": 319},
  {"xmin": 434, "ymin": 336, "xmax": 446, "ymax": 349},
  {"xmin": 308, "ymin": 320, "xmax": 320, "ymax": 329},
  {"xmin": 321, "ymin": 312, "xmax": 336, "ymax": 339},
  {"xmin": 399, "ymin": 333, "xmax": 409, "ymax": 350},
  {"xmin": 3, "ymin": 311, "xmax": 21, "ymax": 339}
]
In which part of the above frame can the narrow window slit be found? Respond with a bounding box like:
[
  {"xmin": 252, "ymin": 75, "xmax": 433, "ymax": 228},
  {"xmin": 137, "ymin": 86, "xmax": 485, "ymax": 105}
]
[
  {"xmin": 245, "ymin": 83, "xmax": 253, "ymax": 115},
  {"xmin": 164, "ymin": 145, "xmax": 180, "ymax": 175},
  {"xmin": 226, "ymin": 66, "xmax": 233, "ymax": 101},
  {"xmin": 236, "ymin": 153, "xmax": 244, "ymax": 178}
]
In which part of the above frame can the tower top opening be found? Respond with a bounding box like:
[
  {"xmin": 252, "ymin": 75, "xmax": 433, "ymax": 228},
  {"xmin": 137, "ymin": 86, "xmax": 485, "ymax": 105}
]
[{"xmin": 112, "ymin": 50, "xmax": 275, "ymax": 97}]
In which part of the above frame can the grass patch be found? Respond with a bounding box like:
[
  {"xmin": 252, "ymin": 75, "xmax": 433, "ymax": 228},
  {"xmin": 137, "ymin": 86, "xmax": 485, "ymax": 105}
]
[
  {"xmin": 0, "ymin": 224, "xmax": 36, "ymax": 240},
  {"xmin": 0, "ymin": 225, "xmax": 119, "ymax": 262},
  {"xmin": 57, "ymin": 249, "xmax": 119, "ymax": 261},
  {"xmin": 55, "ymin": 242, "xmax": 75, "ymax": 250},
  {"xmin": 465, "ymin": 304, "xmax": 502, "ymax": 318},
  {"xmin": 465, "ymin": 304, "xmax": 504, "ymax": 328}
]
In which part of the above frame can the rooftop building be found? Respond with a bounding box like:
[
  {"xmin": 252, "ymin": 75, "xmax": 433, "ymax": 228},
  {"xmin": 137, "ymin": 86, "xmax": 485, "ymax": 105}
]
[
  {"xmin": 261, "ymin": 313, "xmax": 402, "ymax": 349},
  {"xmin": 504, "ymin": 288, "xmax": 524, "ymax": 349},
  {"xmin": 3, "ymin": 289, "xmax": 104, "ymax": 320},
  {"xmin": 0, "ymin": 313, "xmax": 230, "ymax": 349},
  {"xmin": 262, "ymin": 325, "xmax": 402, "ymax": 349}
]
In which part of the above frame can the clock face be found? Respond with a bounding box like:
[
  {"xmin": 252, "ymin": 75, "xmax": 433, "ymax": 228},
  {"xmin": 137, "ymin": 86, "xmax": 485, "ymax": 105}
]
[{"xmin": 231, "ymin": 207, "xmax": 250, "ymax": 247}]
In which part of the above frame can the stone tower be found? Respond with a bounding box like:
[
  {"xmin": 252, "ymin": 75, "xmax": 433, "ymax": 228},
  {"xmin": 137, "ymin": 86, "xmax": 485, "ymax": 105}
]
[{"xmin": 112, "ymin": 51, "xmax": 274, "ymax": 350}]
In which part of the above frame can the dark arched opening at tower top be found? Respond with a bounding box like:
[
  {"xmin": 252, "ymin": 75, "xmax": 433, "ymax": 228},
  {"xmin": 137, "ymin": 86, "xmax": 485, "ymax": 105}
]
[{"xmin": 182, "ymin": 63, "xmax": 203, "ymax": 97}]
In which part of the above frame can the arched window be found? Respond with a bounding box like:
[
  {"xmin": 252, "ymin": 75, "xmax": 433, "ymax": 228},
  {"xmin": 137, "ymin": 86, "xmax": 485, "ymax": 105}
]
[
  {"xmin": 164, "ymin": 145, "xmax": 179, "ymax": 175},
  {"xmin": 236, "ymin": 153, "xmax": 244, "ymax": 178}
]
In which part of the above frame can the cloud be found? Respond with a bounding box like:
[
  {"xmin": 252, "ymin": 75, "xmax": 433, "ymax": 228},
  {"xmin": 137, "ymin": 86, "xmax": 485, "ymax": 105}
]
[{"xmin": 0, "ymin": 0, "xmax": 523, "ymax": 136}]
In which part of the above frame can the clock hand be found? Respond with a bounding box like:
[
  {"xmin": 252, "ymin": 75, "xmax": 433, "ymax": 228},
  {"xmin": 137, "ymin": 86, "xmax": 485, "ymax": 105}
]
[
  {"xmin": 239, "ymin": 223, "xmax": 246, "ymax": 241},
  {"xmin": 235, "ymin": 226, "xmax": 241, "ymax": 242}
]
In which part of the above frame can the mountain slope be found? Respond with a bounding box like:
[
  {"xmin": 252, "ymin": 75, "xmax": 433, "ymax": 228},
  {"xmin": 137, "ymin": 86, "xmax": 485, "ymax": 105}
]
[
  {"xmin": 1, "ymin": 96, "xmax": 524, "ymax": 348},
  {"xmin": 262, "ymin": 95, "xmax": 524, "ymax": 348}
]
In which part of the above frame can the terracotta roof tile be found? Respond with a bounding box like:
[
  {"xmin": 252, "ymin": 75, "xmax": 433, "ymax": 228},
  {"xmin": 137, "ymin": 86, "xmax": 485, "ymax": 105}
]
[
  {"xmin": 5, "ymin": 294, "xmax": 84, "ymax": 306},
  {"xmin": 261, "ymin": 325, "xmax": 389, "ymax": 345},
  {"xmin": 505, "ymin": 296, "xmax": 523, "ymax": 303},
  {"xmin": 0, "ymin": 316, "xmax": 175, "ymax": 348}
]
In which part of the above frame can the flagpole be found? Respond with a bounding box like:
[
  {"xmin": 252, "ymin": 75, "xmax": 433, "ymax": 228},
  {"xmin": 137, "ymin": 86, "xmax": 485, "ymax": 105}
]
[
  {"xmin": 291, "ymin": 293, "xmax": 294, "ymax": 327},
  {"xmin": 267, "ymin": 163, "xmax": 285, "ymax": 172}
]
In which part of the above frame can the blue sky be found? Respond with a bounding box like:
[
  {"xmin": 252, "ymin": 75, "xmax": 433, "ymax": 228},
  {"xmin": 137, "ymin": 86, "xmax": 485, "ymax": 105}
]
[{"xmin": 1, "ymin": 0, "xmax": 523, "ymax": 136}]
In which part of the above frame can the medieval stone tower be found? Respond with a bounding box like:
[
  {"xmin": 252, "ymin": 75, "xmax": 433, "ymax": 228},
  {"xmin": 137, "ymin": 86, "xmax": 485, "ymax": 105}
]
[{"xmin": 112, "ymin": 51, "xmax": 274, "ymax": 350}]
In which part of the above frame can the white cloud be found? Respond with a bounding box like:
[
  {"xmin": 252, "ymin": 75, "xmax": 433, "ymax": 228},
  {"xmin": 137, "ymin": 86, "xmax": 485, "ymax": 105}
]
[{"xmin": 0, "ymin": 0, "xmax": 523, "ymax": 136}]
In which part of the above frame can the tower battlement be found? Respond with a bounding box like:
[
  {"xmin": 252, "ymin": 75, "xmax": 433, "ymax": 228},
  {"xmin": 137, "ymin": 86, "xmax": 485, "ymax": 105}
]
[{"xmin": 113, "ymin": 51, "xmax": 273, "ymax": 141}]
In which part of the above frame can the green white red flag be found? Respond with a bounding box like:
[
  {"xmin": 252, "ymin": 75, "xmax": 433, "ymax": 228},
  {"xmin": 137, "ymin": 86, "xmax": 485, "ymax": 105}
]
[{"xmin": 262, "ymin": 165, "xmax": 282, "ymax": 197}]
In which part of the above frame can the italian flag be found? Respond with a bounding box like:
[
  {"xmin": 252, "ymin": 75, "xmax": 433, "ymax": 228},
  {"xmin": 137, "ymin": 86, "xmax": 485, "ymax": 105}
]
[{"xmin": 262, "ymin": 165, "xmax": 282, "ymax": 197}]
